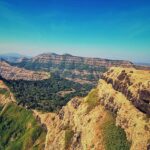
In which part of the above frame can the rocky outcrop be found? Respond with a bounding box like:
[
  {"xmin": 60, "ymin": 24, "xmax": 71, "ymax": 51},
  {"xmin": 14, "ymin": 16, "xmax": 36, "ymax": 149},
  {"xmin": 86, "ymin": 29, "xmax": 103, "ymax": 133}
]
[
  {"xmin": 97, "ymin": 80, "xmax": 150, "ymax": 150},
  {"xmin": 33, "ymin": 67, "xmax": 150, "ymax": 150},
  {"xmin": 33, "ymin": 97, "xmax": 108, "ymax": 150},
  {"xmin": 0, "ymin": 61, "xmax": 50, "ymax": 80},
  {"xmin": 101, "ymin": 67, "xmax": 150, "ymax": 115}
]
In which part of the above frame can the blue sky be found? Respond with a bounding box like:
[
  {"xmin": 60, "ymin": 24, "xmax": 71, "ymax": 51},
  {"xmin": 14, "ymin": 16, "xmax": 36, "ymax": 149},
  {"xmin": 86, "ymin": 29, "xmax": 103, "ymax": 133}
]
[{"xmin": 0, "ymin": 0, "xmax": 150, "ymax": 63}]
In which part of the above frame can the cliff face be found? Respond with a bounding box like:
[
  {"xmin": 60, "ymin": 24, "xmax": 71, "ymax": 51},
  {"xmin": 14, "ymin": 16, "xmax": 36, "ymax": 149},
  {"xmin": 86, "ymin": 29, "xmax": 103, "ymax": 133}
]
[
  {"xmin": 31, "ymin": 53, "xmax": 133, "ymax": 68},
  {"xmin": 34, "ymin": 67, "xmax": 150, "ymax": 150},
  {"xmin": 11, "ymin": 53, "xmax": 134, "ymax": 85},
  {"xmin": 97, "ymin": 80, "xmax": 150, "ymax": 150},
  {"xmin": 101, "ymin": 67, "xmax": 150, "ymax": 115},
  {"xmin": 33, "ymin": 97, "xmax": 114, "ymax": 150},
  {"xmin": 10, "ymin": 53, "xmax": 134, "ymax": 85},
  {"xmin": 0, "ymin": 61, "xmax": 49, "ymax": 80}
]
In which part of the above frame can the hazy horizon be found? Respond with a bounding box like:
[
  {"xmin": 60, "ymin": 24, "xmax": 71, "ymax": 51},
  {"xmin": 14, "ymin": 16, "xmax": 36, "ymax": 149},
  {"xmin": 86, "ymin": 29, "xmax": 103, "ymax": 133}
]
[
  {"xmin": 1, "ymin": 51, "xmax": 150, "ymax": 65},
  {"xmin": 0, "ymin": 0, "xmax": 150, "ymax": 63}
]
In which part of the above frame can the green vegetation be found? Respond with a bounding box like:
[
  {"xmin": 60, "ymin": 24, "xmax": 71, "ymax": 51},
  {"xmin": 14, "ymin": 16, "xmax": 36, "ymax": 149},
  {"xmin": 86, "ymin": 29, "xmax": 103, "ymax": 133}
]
[
  {"xmin": 0, "ymin": 88, "xmax": 10, "ymax": 98},
  {"xmin": 0, "ymin": 106, "xmax": 3, "ymax": 112},
  {"xmin": 12, "ymin": 60, "xmax": 107, "ymax": 73},
  {"xmin": 86, "ymin": 88, "xmax": 99, "ymax": 112},
  {"xmin": 0, "ymin": 88, "xmax": 8, "ymax": 95},
  {"xmin": 102, "ymin": 114, "xmax": 131, "ymax": 150},
  {"xmin": 2, "ymin": 74, "xmax": 94, "ymax": 112},
  {"xmin": 65, "ymin": 129, "xmax": 74, "ymax": 149},
  {"xmin": 11, "ymin": 61, "xmax": 107, "ymax": 82},
  {"xmin": 0, "ymin": 103, "xmax": 46, "ymax": 150}
]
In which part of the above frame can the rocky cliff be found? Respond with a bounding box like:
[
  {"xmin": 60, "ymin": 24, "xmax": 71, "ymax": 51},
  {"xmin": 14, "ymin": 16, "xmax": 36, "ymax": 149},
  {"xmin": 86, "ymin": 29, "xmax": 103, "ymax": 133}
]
[
  {"xmin": 34, "ymin": 67, "xmax": 150, "ymax": 150},
  {"xmin": 101, "ymin": 67, "xmax": 150, "ymax": 115},
  {"xmin": 0, "ymin": 61, "xmax": 49, "ymax": 80},
  {"xmin": 11, "ymin": 53, "xmax": 134, "ymax": 85},
  {"xmin": 28, "ymin": 53, "xmax": 134, "ymax": 68}
]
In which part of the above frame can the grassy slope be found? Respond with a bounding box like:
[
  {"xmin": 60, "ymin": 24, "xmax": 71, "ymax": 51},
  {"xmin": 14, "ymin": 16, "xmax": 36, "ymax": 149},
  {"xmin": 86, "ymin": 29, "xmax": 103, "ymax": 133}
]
[
  {"xmin": 86, "ymin": 88, "xmax": 130, "ymax": 150},
  {"xmin": 102, "ymin": 113, "xmax": 130, "ymax": 150},
  {"xmin": 0, "ymin": 103, "xmax": 46, "ymax": 150}
]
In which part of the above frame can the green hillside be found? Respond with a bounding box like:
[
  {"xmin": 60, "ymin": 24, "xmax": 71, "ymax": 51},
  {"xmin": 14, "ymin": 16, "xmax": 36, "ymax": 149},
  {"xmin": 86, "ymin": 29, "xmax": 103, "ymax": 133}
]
[{"xmin": 0, "ymin": 103, "xmax": 46, "ymax": 150}]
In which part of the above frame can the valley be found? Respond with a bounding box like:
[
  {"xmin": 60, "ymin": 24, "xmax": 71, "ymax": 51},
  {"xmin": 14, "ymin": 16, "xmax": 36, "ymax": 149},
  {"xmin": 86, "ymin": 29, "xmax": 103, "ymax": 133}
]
[{"xmin": 2, "ymin": 74, "xmax": 93, "ymax": 112}]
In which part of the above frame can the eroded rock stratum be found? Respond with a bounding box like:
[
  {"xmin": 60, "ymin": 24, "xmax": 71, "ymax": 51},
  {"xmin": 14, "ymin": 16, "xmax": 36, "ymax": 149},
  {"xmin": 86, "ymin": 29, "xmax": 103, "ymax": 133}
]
[
  {"xmin": 34, "ymin": 67, "xmax": 150, "ymax": 150},
  {"xmin": 0, "ymin": 61, "xmax": 49, "ymax": 81}
]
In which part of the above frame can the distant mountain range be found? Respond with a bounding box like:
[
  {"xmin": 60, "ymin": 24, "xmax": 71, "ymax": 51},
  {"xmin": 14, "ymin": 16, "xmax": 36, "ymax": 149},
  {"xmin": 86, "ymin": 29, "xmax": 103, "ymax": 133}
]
[
  {"xmin": 0, "ymin": 52, "xmax": 133, "ymax": 65},
  {"xmin": 134, "ymin": 62, "xmax": 150, "ymax": 67},
  {"xmin": 9, "ymin": 53, "xmax": 135, "ymax": 84},
  {"xmin": 0, "ymin": 53, "xmax": 30, "ymax": 63},
  {"xmin": 2, "ymin": 52, "xmax": 150, "ymax": 66},
  {"xmin": 1, "ymin": 52, "xmax": 149, "ymax": 84},
  {"xmin": 0, "ymin": 52, "xmax": 135, "ymax": 88},
  {"xmin": 10, "ymin": 52, "xmax": 134, "ymax": 67}
]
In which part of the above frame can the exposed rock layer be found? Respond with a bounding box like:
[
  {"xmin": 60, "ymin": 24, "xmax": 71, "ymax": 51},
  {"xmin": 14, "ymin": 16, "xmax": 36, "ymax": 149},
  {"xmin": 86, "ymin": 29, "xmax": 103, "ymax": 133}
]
[
  {"xmin": 10, "ymin": 53, "xmax": 134, "ymax": 85},
  {"xmin": 101, "ymin": 67, "xmax": 150, "ymax": 115},
  {"xmin": 98, "ymin": 80, "xmax": 150, "ymax": 150},
  {"xmin": 0, "ymin": 61, "xmax": 49, "ymax": 80},
  {"xmin": 30, "ymin": 53, "xmax": 134, "ymax": 68}
]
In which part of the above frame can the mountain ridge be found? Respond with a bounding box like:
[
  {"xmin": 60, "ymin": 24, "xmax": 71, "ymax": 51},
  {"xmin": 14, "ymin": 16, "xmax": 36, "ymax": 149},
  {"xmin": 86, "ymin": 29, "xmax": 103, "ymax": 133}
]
[
  {"xmin": 33, "ymin": 67, "xmax": 150, "ymax": 150},
  {"xmin": 0, "ymin": 53, "xmax": 30, "ymax": 63},
  {"xmin": 30, "ymin": 53, "xmax": 134, "ymax": 67},
  {"xmin": 7, "ymin": 52, "xmax": 134, "ymax": 85}
]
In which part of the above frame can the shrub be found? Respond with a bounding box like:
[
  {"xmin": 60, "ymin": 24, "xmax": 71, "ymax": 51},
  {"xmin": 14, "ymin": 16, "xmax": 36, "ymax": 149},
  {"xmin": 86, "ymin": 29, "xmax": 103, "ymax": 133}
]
[
  {"xmin": 0, "ymin": 88, "xmax": 7, "ymax": 94},
  {"xmin": 102, "ymin": 115, "xmax": 131, "ymax": 150},
  {"xmin": 86, "ymin": 88, "xmax": 99, "ymax": 112},
  {"xmin": 65, "ymin": 129, "xmax": 74, "ymax": 149},
  {"xmin": 0, "ymin": 106, "xmax": 3, "ymax": 112}
]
